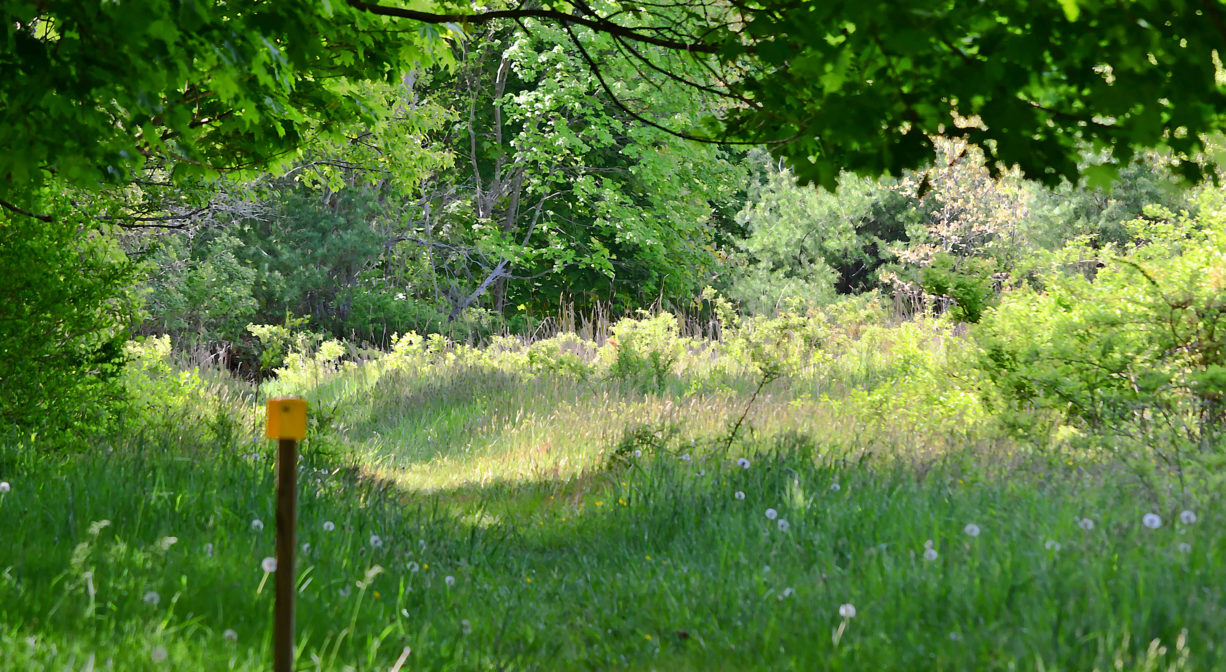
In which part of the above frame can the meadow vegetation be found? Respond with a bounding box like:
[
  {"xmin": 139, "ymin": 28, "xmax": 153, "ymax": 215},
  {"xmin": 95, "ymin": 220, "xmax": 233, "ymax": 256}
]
[{"xmin": 3, "ymin": 198, "xmax": 1224, "ymax": 668}]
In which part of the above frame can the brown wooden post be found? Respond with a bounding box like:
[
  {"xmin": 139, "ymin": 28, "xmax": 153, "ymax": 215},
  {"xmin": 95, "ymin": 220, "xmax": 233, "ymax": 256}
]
[
  {"xmin": 265, "ymin": 398, "xmax": 307, "ymax": 672},
  {"xmin": 274, "ymin": 437, "xmax": 297, "ymax": 672}
]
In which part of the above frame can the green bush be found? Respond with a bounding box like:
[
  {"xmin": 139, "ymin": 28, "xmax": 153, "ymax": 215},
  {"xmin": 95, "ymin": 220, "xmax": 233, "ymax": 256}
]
[
  {"xmin": 977, "ymin": 205, "xmax": 1226, "ymax": 453},
  {"xmin": 919, "ymin": 253, "xmax": 998, "ymax": 323},
  {"xmin": 0, "ymin": 205, "xmax": 139, "ymax": 435},
  {"xmin": 603, "ymin": 313, "xmax": 687, "ymax": 394}
]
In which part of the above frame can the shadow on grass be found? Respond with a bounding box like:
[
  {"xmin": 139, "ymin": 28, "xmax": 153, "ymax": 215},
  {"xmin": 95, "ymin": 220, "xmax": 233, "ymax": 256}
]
[{"xmin": 1, "ymin": 420, "xmax": 1219, "ymax": 671}]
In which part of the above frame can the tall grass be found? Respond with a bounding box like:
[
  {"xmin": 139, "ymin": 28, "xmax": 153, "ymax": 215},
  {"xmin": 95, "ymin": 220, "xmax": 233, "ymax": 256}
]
[{"xmin": 1, "ymin": 311, "xmax": 1222, "ymax": 670}]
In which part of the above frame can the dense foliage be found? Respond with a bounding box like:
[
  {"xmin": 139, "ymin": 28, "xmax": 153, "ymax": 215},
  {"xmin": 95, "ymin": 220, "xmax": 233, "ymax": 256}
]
[{"xmin": 3, "ymin": 5, "xmax": 1226, "ymax": 668}]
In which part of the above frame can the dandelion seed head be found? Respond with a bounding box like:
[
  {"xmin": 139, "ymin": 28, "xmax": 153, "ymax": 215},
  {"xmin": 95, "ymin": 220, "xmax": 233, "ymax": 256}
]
[
  {"xmin": 151, "ymin": 646, "xmax": 167, "ymax": 663},
  {"xmin": 830, "ymin": 483, "xmax": 841, "ymax": 492},
  {"xmin": 445, "ymin": 575, "xmax": 456, "ymax": 587},
  {"xmin": 1179, "ymin": 510, "xmax": 1197, "ymax": 525},
  {"xmin": 407, "ymin": 561, "xmax": 420, "ymax": 573},
  {"xmin": 963, "ymin": 523, "xmax": 981, "ymax": 537},
  {"xmin": 143, "ymin": 591, "xmax": 160, "ymax": 606},
  {"xmin": 765, "ymin": 508, "xmax": 778, "ymax": 520},
  {"xmin": 680, "ymin": 453, "xmax": 691, "ymax": 462},
  {"xmin": 924, "ymin": 539, "xmax": 934, "ymax": 550},
  {"xmin": 204, "ymin": 543, "xmax": 214, "ymax": 557},
  {"xmin": 251, "ymin": 519, "xmax": 264, "ymax": 532},
  {"xmin": 1177, "ymin": 542, "xmax": 1192, "ymax": 553},
  {"xmin": 923, "ymin": 548, "xmax": 938, "ymax": 561},
  {"xmin": 1078, "ymin": 517, "xmax": 1095, "ymax": 531},
  {"xmin": 369, "ymin": 534, "xmax": 383, "ymax": 548},
  {"xmin": 777, "ymin": 519, "xmax": 790, "ymax": 532},
  {"xmin": 262, "ymin": 557, "xmax": 277, "ymax": 573},
  {"xmin": 302, "ymin": 543, "xmax": 310, "ymax": 553},
  {"xmin": 1142, "ymin": 513, "xmax": 1162, "ymax": 529},
  {"xmin": 838, "ymin": 603, "xmax": 856, "ymax": 619},
  {"xmin": 737, "ymin": 458, "xmax": 750, "ymax": 469},
  {"xmin": 0, "ymin": 481, "xmax": 9, "ymax": 493},
  {"xmin": 780, "ymin": 587, "xmax": 795, "ymax": 599},
  {"xmin": 460, "ymin": 619, "xmax": 472, "ymax": 635},
  {"xmin": 633, "ymin": 449, "xmax": 642, "ymax": 458},
  {"xmin": 735, "ymin": 490, "xmax": 746, "ymax": 500},
  {"xmin": 160, "ymin": 536, "xmax": 178, "ymax": 551},
  {"xmin": 323, "ymin": 521, "xmax": 335, "ymax": 532},
  {"xmin": 697, "ymin": 469, "xmax": 706, "ymax": 476},
  {"xmin": 222, "ymin": 629, "xmax": 237, "ymax": 642},
  {"xmin": 1045, "ymin": 540, "xmax": 1061, "ymax": 551}
]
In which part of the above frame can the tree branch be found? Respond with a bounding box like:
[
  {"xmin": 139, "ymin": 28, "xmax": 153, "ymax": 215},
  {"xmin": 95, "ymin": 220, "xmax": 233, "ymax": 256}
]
[
  {"xmin": 0, "ymin": 198, "xmax": 54, "ymax": 222},
  {"xmin": 346, "ymin": 0, "xmax": 718, "ymax": 54}
]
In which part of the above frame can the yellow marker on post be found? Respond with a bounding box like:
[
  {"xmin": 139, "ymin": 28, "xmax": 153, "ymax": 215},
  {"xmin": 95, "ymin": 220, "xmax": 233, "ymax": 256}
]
[
  {"xmin": 265, "ymin": 398, "xmax": 307, "ymax": 441},
  {"xmin": 266, "ymin": 398, "xmax": 307, "ymax": 672}
]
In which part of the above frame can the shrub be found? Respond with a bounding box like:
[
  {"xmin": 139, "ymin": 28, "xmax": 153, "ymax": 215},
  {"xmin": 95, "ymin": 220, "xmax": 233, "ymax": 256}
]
[
  {"xmin": 0, "ymin": 205, "xmax": 139, "ymax": 435},
  {"xmin": 977, "ymin": 207, "xmax": 1226, "ymax": 452}
]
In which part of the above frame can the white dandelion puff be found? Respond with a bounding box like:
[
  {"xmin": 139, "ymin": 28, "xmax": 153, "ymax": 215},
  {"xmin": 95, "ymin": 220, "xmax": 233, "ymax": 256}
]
[
  {"xmin": 445, "ymin": 575, "xmax": 456, "ymax": 587},
  {"xmin": 1142, "ymin": 513, "xmax": 1162, "ymax": 529},
  {"xmin": 339, "ymin": 586, "xmax": 351, "ymax": 597},
  {"xmin": 323, "ymin": 521, "xmax": 335, "ymax": 532},
  {"xmin": 963, "ymin": 523, "xmax": 981, "ymax": 537},
  {"xmin": 923, "ymin": 548, "xmax": 938, "ymax": 561},
  {"xmin": 262, "ymin": 557, "xmax": 277, "ymax": 573},
  {"xmin": 1177, "ymin": 542, "xmax": 1192, "ymax": 553},
  {"xmin": 736, "ymin": 458, "xmax": 750, "ymax": 469},
  {"xmin": 777, "ymin": 519, "xmax": 790, "ymax": 532},
  {"xmin": 143, "ymin": 591, "xmax": 160, "ymax": 606},
  {"xmin": 697, "ymin": 469, "xmax": 706, "ymax": 476},
  {"xmin": 680, "ymin": 453, "xmax": 691, "ymax": 462},
  {"xmin": 301, "ymin": 543, "xmax": 310, "ymax": 553},
  {"xmin": 407, "ymin": 561, "xmax": 420, "ymax": 572},
  {"xmin": 151, "ymin": 646, "xmax": 167, "ymax": 663},
  {"xmin": 735, "ymin": 490, "xmax": 746, "ymax": 500},
  {"xmin": 1179, "ymin": 510, "xmax": 1197, "ymax": 525},
  {"xmin": 0, "ymin": 481, "xmax": 9, "ymax": 493},
  {"xmin": 460, "ymin": 619, "xmax": 472, "ymax": 635},
  {"xmin": 251, "ymin": 519, "xmax": 264, "ymax": 532},
  {"xmin": 830, "ymin": 483, "xmax": 841, "ymax": 492},
  {"xmin": 838, "ymin": 603, "xmax": 856, "ymax": 619},
  {"xmin": 780, "ymin": 587, "xmax": 795, "ymax": 599},
  {"xmin": 369, "ymin": 534, "xmax": 383, "ymax": 549},
  {"xmin": 204, "ymin": 543, "xmax": 214, "ymax": 558},
  {"xmin": 160, "ymin": 536, "xmax": 178, "ymax": 551},
  {"xmin": 222, "ymin": 629, "xmax": 237, "ymax": 642},
  {"xmin": 765, "ymin": 508, "xmax": 778, "ymax": 520},
  {"xmin": 1044, "ymin": 540, "xmax": 1061, "ymax": 551},
  {"xmin": 924, "ymin": 539, "xmax": 934, "ymax": 550},
  {"xmin": 633, "ymin": 449, "xmax": 642, "ymax": 458},
  {"xmin": 1078, "ymin": 517, "xmax": 1095, "ymax": 531}
]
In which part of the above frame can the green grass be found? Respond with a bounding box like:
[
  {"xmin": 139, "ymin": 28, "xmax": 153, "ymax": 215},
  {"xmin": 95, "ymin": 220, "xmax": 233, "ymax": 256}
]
[{"xmin": 1, "ymin": 317, "xmax": 1223, "ymax": 670}]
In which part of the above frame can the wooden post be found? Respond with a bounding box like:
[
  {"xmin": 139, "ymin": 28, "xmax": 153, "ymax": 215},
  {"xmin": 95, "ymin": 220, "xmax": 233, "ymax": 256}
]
[
  {"xmin": 266, "ymin": 398, "xmax": 307, "ymax": 672},
  {"xmin": 274, "ymin": 436, "xmax": 297, "ymax": 672}
]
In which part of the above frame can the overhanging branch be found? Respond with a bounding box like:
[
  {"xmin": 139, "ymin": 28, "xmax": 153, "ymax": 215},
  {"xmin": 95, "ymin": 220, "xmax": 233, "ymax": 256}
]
[{"xmin": 347, "ymin": 0, "xmax": 719, "ymax": 54}]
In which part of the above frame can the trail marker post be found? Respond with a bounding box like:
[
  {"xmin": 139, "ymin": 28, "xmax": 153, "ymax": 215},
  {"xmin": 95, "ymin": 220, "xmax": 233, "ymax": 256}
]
[{"xmin": 265, "ymin": 398, "xmax": 307, "ymax": 672}]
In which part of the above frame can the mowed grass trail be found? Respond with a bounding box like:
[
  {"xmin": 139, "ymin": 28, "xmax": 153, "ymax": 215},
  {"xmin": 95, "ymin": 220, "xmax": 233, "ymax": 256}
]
[{"xmin": 2, "ymin": 320, "xmax": 1224, "ymax": 670}]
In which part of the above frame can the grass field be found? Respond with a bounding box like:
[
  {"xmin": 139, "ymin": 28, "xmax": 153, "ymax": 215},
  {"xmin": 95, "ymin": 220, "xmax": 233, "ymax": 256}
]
[{"xmin": 1, "ymin": 314, "xmax": 1223, "ymax": 670}]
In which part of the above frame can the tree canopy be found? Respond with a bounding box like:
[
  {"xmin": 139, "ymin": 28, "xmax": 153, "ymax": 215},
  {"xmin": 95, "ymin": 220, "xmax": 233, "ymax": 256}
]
[{"xmin": 2, "ymin": 0, "xmax": 1224, "ymax": 210}]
